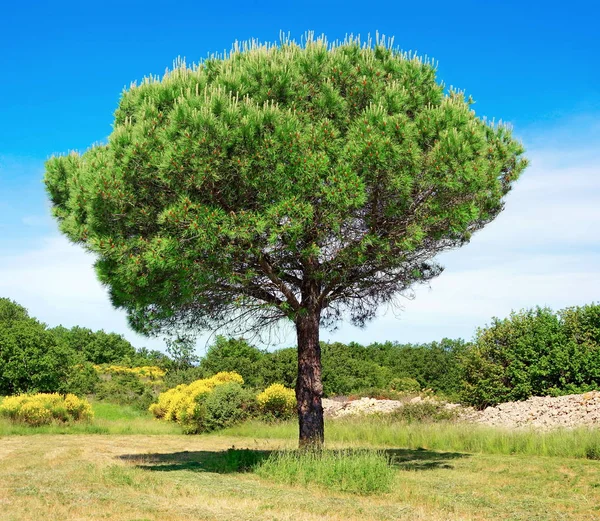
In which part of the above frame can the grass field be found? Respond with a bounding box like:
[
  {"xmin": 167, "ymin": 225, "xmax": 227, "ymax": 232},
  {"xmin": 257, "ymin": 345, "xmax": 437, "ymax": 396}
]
[
  {"xmin": 1, "ymin": 402, "xmax": 600, "ymax": 520},
  {"xmin": 221, "ymin": 418, "xmax": 600, "ymax": 459}
]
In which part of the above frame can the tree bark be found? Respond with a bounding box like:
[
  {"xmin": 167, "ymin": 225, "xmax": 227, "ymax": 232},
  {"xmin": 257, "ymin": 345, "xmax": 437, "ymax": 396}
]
[{"xmin": 295, "ymin": 310, "xmax": 324, "ymax": 447}]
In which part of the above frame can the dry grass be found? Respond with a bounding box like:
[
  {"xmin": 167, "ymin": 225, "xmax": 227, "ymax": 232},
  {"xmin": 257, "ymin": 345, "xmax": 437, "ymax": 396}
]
[{"xmin": 1, "ymin": 434, "xmax": 600, "ymax": 521}]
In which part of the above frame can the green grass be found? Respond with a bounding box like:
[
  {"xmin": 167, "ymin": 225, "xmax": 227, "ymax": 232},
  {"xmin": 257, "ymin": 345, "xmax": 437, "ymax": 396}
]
[
  {"xmin": 220, "ymin": 417, "xmax": 600, "ymax": 460},
  {"xmin": 0, "ymin": 400, "xmax": 182, "ymax": 435},
  {"xmin": 2, "ymin": 434, "xmax": 600, "ymax": 520},
  {"xmin": 254, "ymin": 448, "xmax": 395, "ymax": 494}
]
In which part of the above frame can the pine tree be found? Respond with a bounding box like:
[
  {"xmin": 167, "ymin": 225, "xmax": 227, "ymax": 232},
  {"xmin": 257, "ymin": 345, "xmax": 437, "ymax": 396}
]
[{"xmin": 45, "ymin": 34, "xmax": 527, "ymax": 445}]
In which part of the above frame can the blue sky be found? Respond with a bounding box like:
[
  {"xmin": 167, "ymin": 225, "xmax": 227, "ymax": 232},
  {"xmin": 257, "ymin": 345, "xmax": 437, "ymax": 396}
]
[{"xmin": 1, "ymin": 0, "xmax": 599, "ymax": 353}]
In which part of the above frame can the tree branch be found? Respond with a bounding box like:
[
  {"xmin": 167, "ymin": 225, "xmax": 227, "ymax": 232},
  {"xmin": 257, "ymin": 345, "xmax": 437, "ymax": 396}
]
[{"xmin": 258, "ymin": 256, "xmax": 301, "ymax": 311}]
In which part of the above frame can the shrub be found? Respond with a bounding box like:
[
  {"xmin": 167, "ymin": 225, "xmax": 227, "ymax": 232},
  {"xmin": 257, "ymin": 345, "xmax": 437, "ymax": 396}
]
[
  {"xmin": 202, "ymin": 382, "xmax": 257, "ymax": 432},
  {"xmin": 199, "ymin": 336, "xmax": 266, "ymax": 388},
  {"xmin": 94, "ymin": 364, "xmax": 166, "ymax": 382},
  {"xmin": 321, "ymin": 343, "xmax": 392, "ymax": 395},
  {"xmin": 257, "ymin": 384, "xmax": 296, "ymax": 420},
  {"xmin": 50, "ymin": 326, "xmax": 137, "ymax": 365},
  {"xmin": 389, "ymin": 377, "xmax": 421, "ymax": 393},
  {"xmin": 0, "ymin": 393, "xmax": 93, "ymax": 426},
  {"xmin": 95, "ymin": 373, "xmax": 158, "ymax": 411},
  {"xmin": 162, "ymin": 366, "xmax": 205, "ymax": 389},
  {"xmin": 459, "ymin": 306, "xmax": 600, "ymax": 408},
  {"xmin": 62, "ymin": 362, "xmax": 101, "ymax": 396},
  {"xmin": 149, "ymin": 371, "xmax": 245, "ymax": 432}
]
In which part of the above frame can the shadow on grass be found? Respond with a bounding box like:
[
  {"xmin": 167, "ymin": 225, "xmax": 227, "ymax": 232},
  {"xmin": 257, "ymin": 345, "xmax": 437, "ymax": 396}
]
[
  {"xmin": 119, "ymin": 447, "xmax": 468, "ymax": 474},
  {"xmin": 386, "ymin": 448, "xmax": 468, "ymax": 471}
]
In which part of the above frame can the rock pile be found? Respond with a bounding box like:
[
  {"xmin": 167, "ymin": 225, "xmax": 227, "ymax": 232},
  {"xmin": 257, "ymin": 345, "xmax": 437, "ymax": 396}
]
[
  {"xmin": 322, "ymin": 391, "xmax": 600, "ymax": 430},
  {"xmin": 322, "ymin": 397, "xmax": 405, "ymax": 417},
  {"xmin": 470, "ymin": 391, "xmax": 600, "ymax": 430},
  {"xmin": 322, "ymin": 395, "xmax": 458, "ymax": 418}
]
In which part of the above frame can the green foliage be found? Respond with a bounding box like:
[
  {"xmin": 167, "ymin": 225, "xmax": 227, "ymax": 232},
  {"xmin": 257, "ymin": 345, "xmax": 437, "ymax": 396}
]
[
  {"xmin": 389, "ymin": 377, "xmax": 421, "ymax": 393},
  {"xmin": 51, "ymin": 325, "xmax": 137, "ymax": 365},
  {"xmin": 161, "ymin": 366, "xmax": 205, "ymax": 388},
  {"xmin": 320, "ymin": 340, "xmax": 466, "ymax": 397},
  {"xmin": 199, "ymin": 336, "xmax": 266, "ymax": 387},
  {"xmin": 0, "ymin": 297, "xmax": 30, "ymax": 323},
  {"xmin": 321, "ymin": 342, "xmax": 392, "ymax": 395},
  {"xmin": 187, "ymin": 336, "xmax": 467, "ymax": 397},
  {"xmin": 44, "ymin": 34, "xmax": 526, "ymax": 339},
  {"xmin": 165, "ymin": 335, "xmax": 200, "ymax": 371},
  {"xmin": 127, "ymin": 346, "xmax": 172, "ymax": 369},
  {"xmin": 201, "ymin": 382, "xmax": 257, "ymax": 432},
  {"xmin": 0, "ymin": 299, "xmax": 73, "ymax": 395},
  {"xmin": 461, "ymin": 304, "xmax": 600, "ymax": 408},
  {"xmin": 257, "ymin": 347, "xmax": 297, "ymax": 389},
  {"xmin": 255, "ymin": 449, "xmax": 395, "ymax": 494},
  {"xmin": 95, "ymin": 372, "xmax": 158, "ymax": 411},
  {"xmin": 62, "ymin": 362, "xmax": 101, "ymax": 396},
  {"xmin": 559, "ymin": 304, "xmax": 600, "ymax": 388}
]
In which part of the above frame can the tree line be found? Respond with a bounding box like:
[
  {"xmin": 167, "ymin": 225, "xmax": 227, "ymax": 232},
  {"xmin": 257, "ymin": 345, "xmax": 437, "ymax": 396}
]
[{"xmin": 2, "ymin": 297, "xmax": 599, "ymax": 408}]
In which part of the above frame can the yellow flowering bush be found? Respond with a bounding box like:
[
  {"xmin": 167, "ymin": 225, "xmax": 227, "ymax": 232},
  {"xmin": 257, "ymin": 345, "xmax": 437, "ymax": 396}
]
[
  {"xmin": 257, "ymin": 384, "xmax": 296, "ymax": 419},
  {"xmin": 93, "ymin": 364, "xmax": 166, "ymax": 382},
  {"xmin": 149, "ymin": 372, "xmax": 245, "ymax": 431},
  {"xmin": 0, "ymin": 393, "xmax": 93, "ymax": 426}
]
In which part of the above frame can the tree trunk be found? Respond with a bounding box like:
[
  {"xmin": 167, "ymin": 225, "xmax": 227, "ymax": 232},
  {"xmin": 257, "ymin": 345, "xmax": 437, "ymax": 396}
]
[{"xmin": 295, "ymin": 310, "xmax": 324, "ymax": 447}]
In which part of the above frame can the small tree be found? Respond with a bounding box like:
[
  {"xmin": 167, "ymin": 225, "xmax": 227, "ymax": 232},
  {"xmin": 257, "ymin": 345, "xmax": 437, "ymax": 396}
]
[
  {"xmin": 45, "ymin": 35, "xmax": 527, "ymax": 445},
  {"xmin": 0, "ymin": 298, "xmax": 73, "ymax": 395},
  {"xmin": 165, "ymin": 335, "xmax": 200, "ymax": 370}
]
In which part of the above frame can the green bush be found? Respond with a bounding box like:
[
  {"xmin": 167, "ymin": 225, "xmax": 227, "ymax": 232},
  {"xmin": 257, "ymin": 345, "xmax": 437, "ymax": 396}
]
[
  {"xmin": 199, "ymin": 337, "xmax": 267, "ymax": 388},
  {"xmin": 389, "ymin": 377, "xmax": 421, "ymax": 393},
  {"xmin": 201, "ymin": 382, "xmax": 257, "ymax": 432},
  {"xmin": 62, "ymin": 362, "xmax": 101, "ymax": 396},
  {"xmin": 95, "ymin": 373, "xmax": 158, "ymax": 411},
  {"xmin": 50, "ymin": 325, "xmax": 137, "ymax": 365},
  {"xmin": 321, "ymin": 343, "xmax": 392, "ymax": 395},
  {"xmin": 162, "ymin": 366, "xmax": 205, "ymax": 389},
  {"xmin": 0, "ymin": 299, "xmax": 73, "ymax": 395},
  {"xmin": 460, "ymin": 305, "xmax": 600, "ymax": 408}
]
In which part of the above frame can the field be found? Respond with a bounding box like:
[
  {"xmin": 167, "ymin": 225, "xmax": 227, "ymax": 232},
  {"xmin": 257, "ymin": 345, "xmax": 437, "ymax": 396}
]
[{"xmin": 1, "ymin": 402, "xmax": 600, "ymax": 521}]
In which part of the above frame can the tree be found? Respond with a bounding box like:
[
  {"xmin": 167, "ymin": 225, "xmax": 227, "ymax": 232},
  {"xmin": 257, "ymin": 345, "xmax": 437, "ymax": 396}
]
[
  {"xmin": 198, "ymin": 336, "xmax": 265, "ymax": 387},
  {"xmin": 50, "ymin": 325, "xmax": 137, "ymax": 365},
  {"xmin": 0, "ymin": 298, "xmax": 73, "ymax": 395},
  {"xmin": 165, "ymin": 334, "xmax": 200, "ymax": 371},
  {"xmin": 44, "ymin": 35, "xmax": 527, "ymax": 445},
  {"xmin": 459, "ymin": 307, "xmax": 585, "ymax": 408}
]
